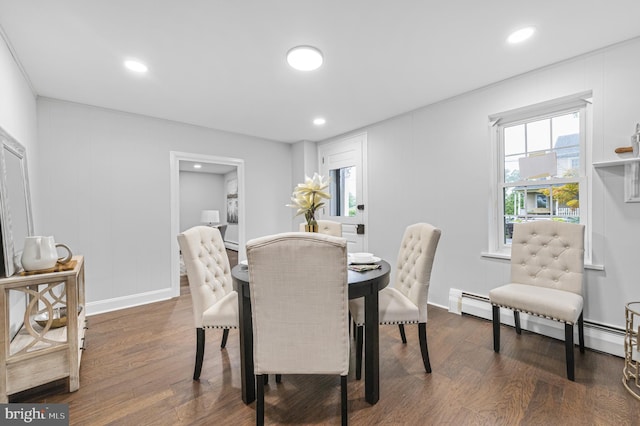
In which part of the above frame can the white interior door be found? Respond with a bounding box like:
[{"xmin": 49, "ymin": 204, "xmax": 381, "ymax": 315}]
[{"xmin": 319, "ymin": 133, "xmax": 367, "ymax": 253}]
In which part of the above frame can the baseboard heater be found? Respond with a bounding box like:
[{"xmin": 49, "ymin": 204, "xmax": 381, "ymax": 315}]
[{"xmin": 448, "ymin": 288, "xmax": 625, "ymax": 358}]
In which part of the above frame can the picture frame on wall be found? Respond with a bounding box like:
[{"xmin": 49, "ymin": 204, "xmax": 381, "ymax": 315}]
[
  {"xmin": 227, "ymin": 197, "xmax": 238, "ymax": 224},
  {"xmin": 227, "ymin": 178, "xmax": 238, "ymax": 224}
]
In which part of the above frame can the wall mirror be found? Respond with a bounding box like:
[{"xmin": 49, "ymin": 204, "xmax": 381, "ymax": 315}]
[{"xmin": 0, "ymin": 126, "xmax": 33, "ymax": 277}]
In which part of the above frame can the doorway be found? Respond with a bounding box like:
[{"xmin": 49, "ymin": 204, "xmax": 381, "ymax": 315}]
[
  {"xmin": 169, "ymin": 151, "xmax": 245, "ymax": 297},
  {"xmin": 318, "ymin": 133, "xmax": 368, "ymax": 252}
]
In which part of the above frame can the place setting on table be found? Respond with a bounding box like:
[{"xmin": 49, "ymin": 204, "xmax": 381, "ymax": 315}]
[{"xmin": 347, "ymin": 252, "xmax": 382, "ymax": 272}]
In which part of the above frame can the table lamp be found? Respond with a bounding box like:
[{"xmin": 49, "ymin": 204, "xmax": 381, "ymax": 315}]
[{"xmin": 200, "ymin": 210, "xmax": 220, "ymax": 226}]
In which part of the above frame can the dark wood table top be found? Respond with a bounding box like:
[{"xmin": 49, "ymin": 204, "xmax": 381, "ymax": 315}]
[{"xmin": 231, "ymin": 260, "xmax": 390, "ymax": 299}]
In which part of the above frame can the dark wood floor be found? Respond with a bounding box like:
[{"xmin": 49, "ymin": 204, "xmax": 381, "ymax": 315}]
[{"xmin": 12, "ymin": 270, "xmax": 640, "ymax": 424}]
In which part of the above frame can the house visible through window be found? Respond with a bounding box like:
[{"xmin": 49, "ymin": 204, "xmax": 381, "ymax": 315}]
[{"xmin": 491, "ymin": 93, "xmax": 591, "ymax": 256}]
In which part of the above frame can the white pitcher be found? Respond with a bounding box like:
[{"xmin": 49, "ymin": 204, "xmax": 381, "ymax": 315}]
[{"xmin": 21, "ymin": 236, "xmax": 73, "ymax": 271}]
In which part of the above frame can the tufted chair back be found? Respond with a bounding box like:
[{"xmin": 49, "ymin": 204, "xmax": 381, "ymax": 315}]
[
  {"xmin": 510, "ymin": 221, "xmax": 585, "ymax": 296},
  {"xmin": 395, "ymin": 223, "xmax": 441, "ymax": 323},
  {"xmin": 298, "ymin": 220, "xmax": 343, "ymax": 237},
  {"xmin": 178, "ymin": 226, "xmax": 233, "ymax": 328}
]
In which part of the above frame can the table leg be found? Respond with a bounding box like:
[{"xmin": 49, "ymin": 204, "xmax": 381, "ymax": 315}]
[
  {"xmin": 364, "ymin": 291, "xmax": 380, "ymax": 404},
  {"xmin": 237, "ymin": 281, "xmax": 255, "ymax": 404}
]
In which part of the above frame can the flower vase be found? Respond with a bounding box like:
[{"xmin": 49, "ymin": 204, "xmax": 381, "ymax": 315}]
[{"xmin": 304, "ymin": 224, "xmax": 318, "ymax": 232}]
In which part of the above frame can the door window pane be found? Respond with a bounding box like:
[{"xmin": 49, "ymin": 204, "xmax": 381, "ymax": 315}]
[{"xmin": 329, "ymin": 166, "xmax": 356, "ymax": 217}]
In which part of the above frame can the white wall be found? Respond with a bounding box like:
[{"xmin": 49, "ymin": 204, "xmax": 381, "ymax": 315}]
[
  {"xmin": 290, "ymin": 140, "xmax": 318, "ymax": 230},
  {"xmin": 0, "ymin": 34, "xmax": 38, "ymax": 339},
  {"xmin": 321, "ymin": 37, "xmax": 640, "ymax": 331},
  {"xmin": 179, "ymin": 171, "xmax": 224, "ymax": 232},
  {"xmin": 0, "ymin": 36, "xmax": 38, "ymax": 220},
  {"xmin": 36, "ymin": 98, "xmax": 292, "ymax": 312}
]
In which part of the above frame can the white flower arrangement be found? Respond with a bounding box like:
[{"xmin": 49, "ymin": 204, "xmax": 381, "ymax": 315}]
[{"xmin": 287, "ymin": 173, "xmax": 331, "ymax": 227}]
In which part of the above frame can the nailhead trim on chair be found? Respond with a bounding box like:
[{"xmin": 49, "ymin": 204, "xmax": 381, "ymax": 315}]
[
  {"xmin": 203, "ymin": 325, "xmax": 238, "ymax": 329},
  {"xmin": 491, "ymin": 303, "xmax": 573, "ymax": 325},
  {"xmin": 353, "ymin": 319, "xmax": 419, "ymax": 326}
]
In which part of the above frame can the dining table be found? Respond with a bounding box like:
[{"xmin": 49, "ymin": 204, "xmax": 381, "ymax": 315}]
[{"xmin": 231, "ymin": 259, "xmax": 390, "ymax": 405}]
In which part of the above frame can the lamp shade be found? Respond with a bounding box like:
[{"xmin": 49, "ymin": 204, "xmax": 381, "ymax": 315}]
[{"xmin": 200, "ymin": 210, "xmax": 220, "ymax": 224}]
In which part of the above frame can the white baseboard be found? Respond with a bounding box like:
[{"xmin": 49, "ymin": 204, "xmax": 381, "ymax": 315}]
[
  {"xmin": 448, "ymin": 288, "xmax": 624, "ymax": 358},
  {"xmin": 225, "ymin": 241, "xmax": 239, "ymax": 251},
  {"xmin": 85, "ymin": 288, "xmax": 174, "ymax": 316}
]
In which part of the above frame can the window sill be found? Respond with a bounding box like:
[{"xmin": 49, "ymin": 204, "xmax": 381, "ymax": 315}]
[{"xmin": 480, "ymin": 251, "xmax": 604, "ymax": 271}]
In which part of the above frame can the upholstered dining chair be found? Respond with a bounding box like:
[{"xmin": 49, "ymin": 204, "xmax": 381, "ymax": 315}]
[
  {"xmin": 246, "ymin": 232, "xmax": 349, "ymax": 426},
  {"xmin": 489, "ymin": 220, "xmax": 585, "ymax": 381},
  {"xmin": 299, "ymin": 219, "xmax": 343, "ymax": 237},
  {"xmin": 349, "ymin": 223, "xmax": 441, "ymax": 379},
  {"xmin": 177, "ymin": 226, "xmax": 238, "ymax": 380}
]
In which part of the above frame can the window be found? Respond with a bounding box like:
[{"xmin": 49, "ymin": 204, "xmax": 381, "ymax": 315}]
[
  {"xmin": 489, "ymin": 93, "xmax": 592, "ymax": 259},
  {"xmin": 329, "ymin": 166, "xmax": 357, "ymax": 217}
]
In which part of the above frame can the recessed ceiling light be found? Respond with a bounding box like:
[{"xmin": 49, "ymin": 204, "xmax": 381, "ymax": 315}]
[
  {"xmin": 193, "ymin": 164, "xmax": 202, "ymax": 169},
  {"xmin": 507, "ymin": 27, "xmax": 536, "ymax": 44},
  {"xmin": 313, "ymin": 117, "xmax": 326, "ymax": 126},
  {"xmin": 124, "ymin": 59, "xmax": 148, "ymax": 73},
  {"xmin": 287, "ymin": 46, "xmax": 323, "ymax": 71}
]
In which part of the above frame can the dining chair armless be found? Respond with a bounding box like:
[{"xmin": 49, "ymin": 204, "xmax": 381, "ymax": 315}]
[
  {"xmin": 349, "ymin": 223, "xmax": 441, "ymax": 379},
  {"xmin": 178, "ymin": 226, "xmax": 238, "ymax": 380},
  {"xmin": 489, "ymin": 220, "xmax": 585, "ymax": 381},
  {"xmin": 299, "ymin": 219, "xmax": 343, "ymax": 237},
  {"xmin": 246, "ymin": 232, "xmax": 350, "ymax": 426}
]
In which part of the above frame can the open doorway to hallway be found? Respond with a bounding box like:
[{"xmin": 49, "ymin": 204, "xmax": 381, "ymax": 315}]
[{"xmin": 170, "ymin": 152, "xmax": 245, "ymax": 297}]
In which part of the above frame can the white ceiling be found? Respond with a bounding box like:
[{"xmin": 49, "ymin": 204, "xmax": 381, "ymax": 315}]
[{"xmin": 1, "ymin": 1, "xmax": 640, "ymax": 143}]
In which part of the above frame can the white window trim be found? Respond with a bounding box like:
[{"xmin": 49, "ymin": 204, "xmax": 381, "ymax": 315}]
[{"xmin": 483, "ymin": 91, "xmax": 602, "ymax": 270}]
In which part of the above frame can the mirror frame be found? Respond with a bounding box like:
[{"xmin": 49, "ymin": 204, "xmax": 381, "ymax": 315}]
[{"xmin": 0, "ymin": 126, "xmax": 33, "ymax": 277}]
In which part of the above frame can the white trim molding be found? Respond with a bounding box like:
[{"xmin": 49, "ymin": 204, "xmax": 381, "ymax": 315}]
[
  {"xmin": 170, "ymin": 151, "xmax": 246, "ymax": 298},
  {"xmin": 86, "ymin": 288, "xmax": 174, "ymax": 316}
]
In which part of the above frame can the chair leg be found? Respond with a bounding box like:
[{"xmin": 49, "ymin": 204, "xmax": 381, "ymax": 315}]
[
  {"xmin": 263, "ymin": 375, "xmax": 269, "ymax": 385},
  {"xmin": 398, "ymin": 324, "xmax": 407, "ymax": 344},
  {"xmin": 276, "ymin": 374, "xmax": 282, "ymax": 383},
  {"xmin": 194, "ymin": 328, "xmax": 205, "ymax": 380},
  {"xmin": 578, "ymin": 312, "xmax": 585, "ymax": 353},
  {"xmin": 514, "ymin": 311, "xmax": 522, "ymax": 335},
  {"xmin": 565, "ymin": 323, "xmax": 575, "ymax": 381},
  {"xmin": 341, "ymin": 375, "xmax": 348, "ymax": 426},
  {"xmin": 221, "ymin": 328, "xmax": 229, "ymax": 348},
  {"xmin": 256, "ymin": 374, "xmax": 265, "ymax": 426},
  {"xmin": 418, "ymin": 323, "xmax": 432, "ymax": 373},
  {"xmin": 492, "ymin": 305, "xmax": 500, "ymax": 353},
  {"xmin": 355, "ymin": 325, "xmax": 363, "ymax": 380}
]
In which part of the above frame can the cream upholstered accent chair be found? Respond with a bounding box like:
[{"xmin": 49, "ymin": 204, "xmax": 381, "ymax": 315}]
[
  {"xmin": 489, "ymin": 220, "xmax": 585, "ymax": 381},
  {"xmin": 177, "ymin": 226, "xmax": 238, "ymax": 380},
  {"xmin": 299, "ymin": 219, "xmax": 343, "ymax": 237},
  {"xmin": 349, "ymin": 223, "xmax": 441, "ymax": 379},
  {"xmin": 246, "ymin": 232, "xmax": 349, "ymax": 426}
]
